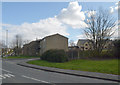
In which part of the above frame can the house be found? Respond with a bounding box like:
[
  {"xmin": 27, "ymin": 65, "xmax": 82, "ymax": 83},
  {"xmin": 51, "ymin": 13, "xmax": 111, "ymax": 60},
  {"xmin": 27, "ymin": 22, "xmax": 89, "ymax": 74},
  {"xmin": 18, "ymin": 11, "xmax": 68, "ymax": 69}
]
[
  {"xmin": 77, "ymin": 39, "xmax": 113, "ymax": 51},
  {"xmin": 77, "ymin": 39, "xmax": 92, "ymax": 51},
  {"xmin": 23, "ymin": 40, "xmax": 40, "ymax": 56},
  {"xmin": 39, "ymin": 33, "xmax": 68, "ymax": 55},
  {"xmin": 23, "ymin": 33, "xmax": 68, "ymax": 56}
]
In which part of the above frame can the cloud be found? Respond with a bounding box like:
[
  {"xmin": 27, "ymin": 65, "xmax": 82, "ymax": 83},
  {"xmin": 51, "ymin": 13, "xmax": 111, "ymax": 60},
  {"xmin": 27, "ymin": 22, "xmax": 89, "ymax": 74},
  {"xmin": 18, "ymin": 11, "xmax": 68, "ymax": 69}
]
[
  {"xmin": 1, "ymin": 1, "xmax": 89, "ymax": 46},
  {"xmin": 1, "ymin": 17, "xmax": 69, "ymax": 45},
  {"xmin": 110, "ymin": 2, "xmax": 120, "ymax": 13},
  {"xmin": 57, "ymin": 1, "xmax": 87, "ymax": 29},
  {"xmin": 76, "ymin": 34, "xmax": 87, "ymax": 39},
  {"xmin": 110, "ymin": 6, "xmax": 114, "ymax": 13}
]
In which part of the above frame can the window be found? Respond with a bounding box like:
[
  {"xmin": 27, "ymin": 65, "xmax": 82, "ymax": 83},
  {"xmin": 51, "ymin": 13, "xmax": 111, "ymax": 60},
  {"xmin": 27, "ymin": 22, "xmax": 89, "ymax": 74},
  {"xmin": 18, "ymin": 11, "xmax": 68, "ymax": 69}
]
[{"xmin": 85, "ymin": 44, "xmax": 88, "ymax": 46}]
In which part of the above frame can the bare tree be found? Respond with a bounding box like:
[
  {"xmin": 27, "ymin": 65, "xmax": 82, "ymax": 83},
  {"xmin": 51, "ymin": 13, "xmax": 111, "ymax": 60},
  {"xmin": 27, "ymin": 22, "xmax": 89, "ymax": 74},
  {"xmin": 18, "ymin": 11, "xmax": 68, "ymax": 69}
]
[
  {"xmin": 84, "ymin": 9, "xmax": 116, "ymax": 53},
  {"xmin": 69, "ymin": 40, "xmax": 75, "ymax": 46},
  {"xmin": 14, "ymin": 34, "xmax": 23, "ymax": 56}
]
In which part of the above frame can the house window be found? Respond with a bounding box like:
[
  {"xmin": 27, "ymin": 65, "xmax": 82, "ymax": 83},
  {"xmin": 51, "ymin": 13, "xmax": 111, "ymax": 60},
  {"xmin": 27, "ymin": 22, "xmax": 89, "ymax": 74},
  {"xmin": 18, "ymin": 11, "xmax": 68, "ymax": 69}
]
[
  {"xmin": 85, "ymin": 44, "xmax": 88, "ymax": 46},
  {"xmin": 85, "ymin": 48, "xmax": 88, "ymax": 50}
]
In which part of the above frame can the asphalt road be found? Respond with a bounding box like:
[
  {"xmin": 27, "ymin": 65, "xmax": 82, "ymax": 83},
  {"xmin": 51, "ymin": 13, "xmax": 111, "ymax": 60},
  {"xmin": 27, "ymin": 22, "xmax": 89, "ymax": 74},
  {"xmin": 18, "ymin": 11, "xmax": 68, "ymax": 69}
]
[{"xmin": 0, "ymin": 59, "xmax": 118, "ymax": 84}]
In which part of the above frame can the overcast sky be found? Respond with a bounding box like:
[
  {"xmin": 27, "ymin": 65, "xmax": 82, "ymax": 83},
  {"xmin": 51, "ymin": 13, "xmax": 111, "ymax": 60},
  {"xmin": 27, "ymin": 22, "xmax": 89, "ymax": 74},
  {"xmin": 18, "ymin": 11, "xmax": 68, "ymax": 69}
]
[{"xmin": 1, "ymin": 1, "xmax": 119, "ymax": 46}]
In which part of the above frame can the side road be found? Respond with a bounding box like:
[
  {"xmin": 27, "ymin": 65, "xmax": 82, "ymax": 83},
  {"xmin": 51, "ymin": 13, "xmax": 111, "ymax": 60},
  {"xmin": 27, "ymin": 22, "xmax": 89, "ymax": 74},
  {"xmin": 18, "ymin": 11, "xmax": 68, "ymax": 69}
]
[{"xmin": 17, "ymin": 59, "xmax": 119, "ymax": 82}]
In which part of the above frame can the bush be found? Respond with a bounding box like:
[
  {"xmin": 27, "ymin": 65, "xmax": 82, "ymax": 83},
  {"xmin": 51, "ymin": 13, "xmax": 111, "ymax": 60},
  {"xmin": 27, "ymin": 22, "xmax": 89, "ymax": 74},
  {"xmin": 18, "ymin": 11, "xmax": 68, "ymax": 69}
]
[
  {"xmin": 77, "ymin": 50, "xmax": 114, "ymax": 59},
  {"xmin": 78, "ymin": 50, "xmax": 98, "ymax": 58},
  {"xmin": 41, "ymin": 49, "xmax": 68, "ymax": 63},
  {"xmin": 113, "ymin": 39, "xmax": 120, "ymax": 58}
]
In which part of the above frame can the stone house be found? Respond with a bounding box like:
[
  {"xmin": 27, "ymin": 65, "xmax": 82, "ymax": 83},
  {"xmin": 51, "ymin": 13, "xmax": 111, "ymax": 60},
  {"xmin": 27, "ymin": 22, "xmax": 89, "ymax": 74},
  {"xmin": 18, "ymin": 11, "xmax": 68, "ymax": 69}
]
[
  {"xmin": 23, "ymin": 33, "xmax": 68, "ymax": 56},
  {"xmin": 39, "ymin": 34, "xmax": 68, "ymax": 55},
  {"xmin": 23, "ymin": 40, "xmax": 40, "ymax": 56}
]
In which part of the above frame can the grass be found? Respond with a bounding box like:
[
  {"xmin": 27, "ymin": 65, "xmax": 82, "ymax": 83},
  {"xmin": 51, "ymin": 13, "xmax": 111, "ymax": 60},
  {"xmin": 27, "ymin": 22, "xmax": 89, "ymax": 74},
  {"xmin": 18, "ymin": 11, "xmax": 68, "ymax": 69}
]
[
  {"xmin": 27, "ymin": 59, "xmax": 119, "ymax": 75},
  {"xmin": 3, "ymin": 56, "xmax": 39, "ymax": 59}
]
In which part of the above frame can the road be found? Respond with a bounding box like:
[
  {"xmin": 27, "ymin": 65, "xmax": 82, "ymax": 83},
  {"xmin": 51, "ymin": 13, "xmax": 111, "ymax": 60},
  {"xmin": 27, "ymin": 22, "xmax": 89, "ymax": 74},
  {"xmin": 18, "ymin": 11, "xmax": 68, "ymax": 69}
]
[{"xmin": 0, "ymin": 59, "xmax": 118, "ymax": 84}]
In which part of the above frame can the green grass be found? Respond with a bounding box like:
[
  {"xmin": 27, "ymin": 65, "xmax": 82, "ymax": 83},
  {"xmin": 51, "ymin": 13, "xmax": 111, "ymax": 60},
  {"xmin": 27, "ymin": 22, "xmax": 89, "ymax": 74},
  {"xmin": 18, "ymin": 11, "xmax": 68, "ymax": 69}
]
[
  {"xmin": 27, "ymin": 59, "xmax": 119, "ymax": 75},
  {"xmin": 3, "ymin": 56, "xmax": 39, "ymax": 59}
]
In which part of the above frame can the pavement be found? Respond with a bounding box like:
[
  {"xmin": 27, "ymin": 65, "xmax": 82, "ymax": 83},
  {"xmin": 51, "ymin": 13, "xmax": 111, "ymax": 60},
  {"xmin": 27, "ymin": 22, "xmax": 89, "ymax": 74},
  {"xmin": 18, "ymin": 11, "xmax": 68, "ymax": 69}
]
[
  {"xmin": 17, "ymin": 58, "xmax": 120, "ymax": 82},
  {"xmin": 1, "ymin": 58, "xmax": 119, "ymax": 84}
]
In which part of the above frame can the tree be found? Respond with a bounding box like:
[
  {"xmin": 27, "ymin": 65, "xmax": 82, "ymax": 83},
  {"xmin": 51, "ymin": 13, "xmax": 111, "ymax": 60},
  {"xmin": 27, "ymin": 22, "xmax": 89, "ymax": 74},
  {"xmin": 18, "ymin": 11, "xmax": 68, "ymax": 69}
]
[
  {"xmin": 14, "ymin": 34, "xmax": 23, "ymax": 56},
  {"xmin": 69, "ymin": 40, "xmax": 75, "ymax": 46},
  {"xmin": 84, "ymin": 9, "xmax": 116, "ymax": 53}
]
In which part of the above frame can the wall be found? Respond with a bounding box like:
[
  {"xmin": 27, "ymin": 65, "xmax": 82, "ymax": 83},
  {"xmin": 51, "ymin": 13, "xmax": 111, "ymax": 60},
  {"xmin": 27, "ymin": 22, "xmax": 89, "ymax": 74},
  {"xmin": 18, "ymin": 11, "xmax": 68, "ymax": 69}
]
[{"xmin": 40, "ymin": 34, "xmax": 68, "ymax": 55}]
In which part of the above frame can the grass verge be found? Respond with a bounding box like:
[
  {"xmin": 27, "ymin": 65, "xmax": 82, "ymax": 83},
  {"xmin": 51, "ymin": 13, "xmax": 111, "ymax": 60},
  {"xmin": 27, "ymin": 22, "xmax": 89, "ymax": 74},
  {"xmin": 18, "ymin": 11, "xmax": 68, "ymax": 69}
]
[{"xmin": 27, "ymin": 59, "xmax": 119, "ymax": 75}]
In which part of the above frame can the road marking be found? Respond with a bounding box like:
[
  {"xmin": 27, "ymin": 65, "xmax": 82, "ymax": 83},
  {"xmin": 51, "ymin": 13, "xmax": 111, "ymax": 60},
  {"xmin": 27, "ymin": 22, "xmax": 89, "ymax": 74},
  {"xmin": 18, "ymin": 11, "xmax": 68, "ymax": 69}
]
[
  {"xmin": 0, "ymin": 75, "xmax": 6, "ymax": 79},
  {"xmin": 0, "ymin": 68, "xmax": 12, "ymax": 73},
  {"xmin": 7, "ymin": 73, "xmax": 15, "ymax": 77},
  {"xmin": 0, "ymin": 73, "xmax": 15, "ymax": 79},
  {"xmin": 22, "ymin": 75, "xmax": 49, "ymax": 83}
]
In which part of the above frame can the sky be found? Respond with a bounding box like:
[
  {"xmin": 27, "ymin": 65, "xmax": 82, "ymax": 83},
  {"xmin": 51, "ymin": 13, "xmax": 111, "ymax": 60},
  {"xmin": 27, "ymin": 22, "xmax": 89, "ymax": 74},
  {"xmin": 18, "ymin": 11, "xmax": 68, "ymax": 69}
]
[{"xmin": 1, "ymin": 1, "xmax": 119, "ymax": 46}]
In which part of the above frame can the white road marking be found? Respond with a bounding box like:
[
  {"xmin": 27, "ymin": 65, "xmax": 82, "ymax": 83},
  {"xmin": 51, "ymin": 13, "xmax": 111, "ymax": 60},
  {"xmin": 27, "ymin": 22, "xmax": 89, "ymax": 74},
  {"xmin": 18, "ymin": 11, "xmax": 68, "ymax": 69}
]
[
  {"xmin": 22, "ymin": 75, "xmax": 49, "ymax": 83},
  {"xmin": 0, "ymin": 68, "xmax": 12, "ymax": 73},
  {"xmin": 0, "ymin": 73, "xmax": 15, "ymax": 79},
  {"xmin": 4, "ymin": 74, "xmax": 12, "ymax": 78},
  {"xmin": 7, "ymin": 73, "xmax": 15, "ymax": 77},
  {"xmin": 0, "ymin": 75, "xmax": 6, "ymax": 79}
]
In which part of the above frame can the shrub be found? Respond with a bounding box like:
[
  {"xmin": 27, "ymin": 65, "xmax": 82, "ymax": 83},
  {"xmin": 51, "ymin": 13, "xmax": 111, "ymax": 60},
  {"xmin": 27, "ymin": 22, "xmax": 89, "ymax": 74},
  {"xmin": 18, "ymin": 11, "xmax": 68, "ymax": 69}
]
[
  {"xmin": 100, "ymin": 51, "xmax": 114, "ymax": 59},
  {"xmin": 41, "ymin": 49, "xmax": 68, "ymax": 62},
  {"xmin": 77, "ymin": 50, "xmax": 114, "ymax": 59},
  {"xmin": 113, "ymin": 39, "xmax": 120, "ymax": 58}
]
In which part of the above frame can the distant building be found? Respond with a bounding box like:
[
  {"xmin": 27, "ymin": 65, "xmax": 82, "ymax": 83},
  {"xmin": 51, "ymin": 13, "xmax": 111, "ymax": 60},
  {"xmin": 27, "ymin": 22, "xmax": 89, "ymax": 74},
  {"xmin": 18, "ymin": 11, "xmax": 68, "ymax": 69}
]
[
  {"xmin": 77, "ymin": 39, "xmax": 113, "ymax": 51},
  {"xmin": 23, "ymin": 33, "xmax": 68, "ymax": 56},
  {"xmin": 77, "ymin": 39, "xmax": 92, "ymax": 51}
]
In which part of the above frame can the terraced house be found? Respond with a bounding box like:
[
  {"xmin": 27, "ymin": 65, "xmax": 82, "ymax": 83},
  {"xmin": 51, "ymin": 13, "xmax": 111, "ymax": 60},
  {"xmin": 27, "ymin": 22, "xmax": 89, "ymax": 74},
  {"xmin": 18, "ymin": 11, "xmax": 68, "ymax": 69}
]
[{"xmin": 23, "ymin": 34, "xmax": 68, "ymax": 56}]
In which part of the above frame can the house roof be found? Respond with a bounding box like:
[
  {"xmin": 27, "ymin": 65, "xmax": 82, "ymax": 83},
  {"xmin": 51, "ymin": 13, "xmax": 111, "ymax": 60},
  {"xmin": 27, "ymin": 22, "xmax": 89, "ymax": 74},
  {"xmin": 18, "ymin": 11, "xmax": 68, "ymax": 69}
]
[
  {"xmin": 23, "ymin": 33, "xmax": 68, "ymax": 47},
  {"xmin": 23, "ymin": 40, "xmax": 40, "ymax": 47},
  {"xmin": 41, "ymin": 33, "xmax": 68, "ymax": 41},
  {"xmin": 78, "ymin": 39, "xmax": 90, "ymax": 45}
]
